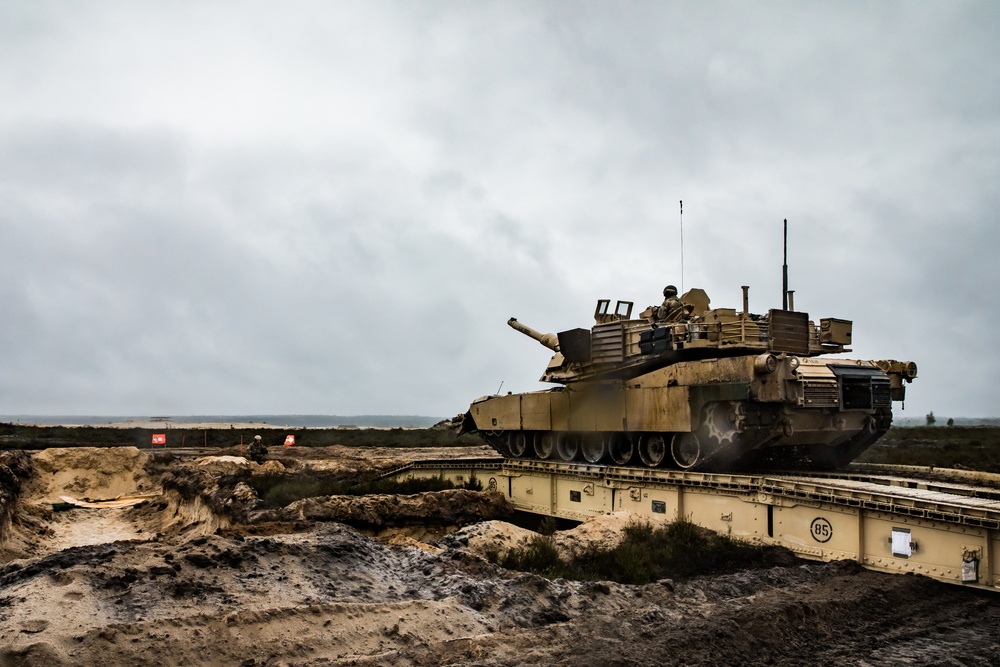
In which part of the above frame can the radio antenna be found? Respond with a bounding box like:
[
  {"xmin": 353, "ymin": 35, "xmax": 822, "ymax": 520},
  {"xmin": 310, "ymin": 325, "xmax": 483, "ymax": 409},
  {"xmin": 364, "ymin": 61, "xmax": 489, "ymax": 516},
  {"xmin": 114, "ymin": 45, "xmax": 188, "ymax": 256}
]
[
  {"xmin": 680, "ymin": 200, "xmax": 684, "ymax": 293},
  {"xmin": 495, "ymin": 380, "xmax": 504, "ymax": 395},
  {"xmin": 782, "ymin": 218, "xmax": 789, "ymax": 311}
]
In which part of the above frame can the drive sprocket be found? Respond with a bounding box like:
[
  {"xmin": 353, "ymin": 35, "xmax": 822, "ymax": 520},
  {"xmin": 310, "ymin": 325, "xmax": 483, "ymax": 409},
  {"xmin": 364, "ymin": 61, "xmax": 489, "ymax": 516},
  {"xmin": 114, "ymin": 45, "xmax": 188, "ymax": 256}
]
[{"xmin": 703, "ymin": 401, "xmax": 743, "ymax": 448}]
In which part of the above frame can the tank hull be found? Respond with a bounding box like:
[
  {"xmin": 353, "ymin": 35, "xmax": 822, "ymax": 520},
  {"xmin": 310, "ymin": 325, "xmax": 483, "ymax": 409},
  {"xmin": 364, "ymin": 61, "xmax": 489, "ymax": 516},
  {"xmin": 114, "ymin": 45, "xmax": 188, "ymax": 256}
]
[{"xmin": 461, "ymin": 353, "xmax": 896, "ymax": 471}]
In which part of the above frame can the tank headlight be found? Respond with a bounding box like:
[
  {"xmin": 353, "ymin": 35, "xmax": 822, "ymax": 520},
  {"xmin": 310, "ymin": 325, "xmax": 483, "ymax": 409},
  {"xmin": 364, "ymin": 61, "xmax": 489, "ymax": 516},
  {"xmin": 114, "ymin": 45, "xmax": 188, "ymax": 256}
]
[
  {"xmin": 788, "ymin": 356, "xmax": 801, "ymax": 370},
  {"xmin": 754, "ymin": 353, "xmax": 778, "ymax": 374}
]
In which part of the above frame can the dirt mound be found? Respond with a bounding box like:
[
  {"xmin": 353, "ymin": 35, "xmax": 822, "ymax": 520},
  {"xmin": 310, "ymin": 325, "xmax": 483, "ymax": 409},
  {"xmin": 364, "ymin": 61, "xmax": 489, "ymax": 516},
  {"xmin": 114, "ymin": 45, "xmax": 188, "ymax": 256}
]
[
  {"xmin": 266, "ymin": 489, "xmax": 513, "ymax": 528},
  {"xmin": 447, "ymin": 520, "xmax": 539, "ymax": 558},
  {"xmin": 555, "ymin": 511, "xmax": 638, "ymax": 558},
  {"xmin": 447, "ymin": 512, "xmax": 637, "ymax": 559},
  {"xmin": 25, "ymin": 447, "xmax": 158, "ymax": 504},
  {"xmin": 451, "ymin": 511, "xmax": 644, "ymax": 561}
]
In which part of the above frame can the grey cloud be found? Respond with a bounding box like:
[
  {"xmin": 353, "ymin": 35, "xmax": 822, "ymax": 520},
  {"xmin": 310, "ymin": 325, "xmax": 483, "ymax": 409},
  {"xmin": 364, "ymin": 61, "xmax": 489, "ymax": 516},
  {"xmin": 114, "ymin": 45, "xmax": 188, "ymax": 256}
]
[{"xmin": 1, "ymin": 2, "xmax": 998, "ymax": 419}]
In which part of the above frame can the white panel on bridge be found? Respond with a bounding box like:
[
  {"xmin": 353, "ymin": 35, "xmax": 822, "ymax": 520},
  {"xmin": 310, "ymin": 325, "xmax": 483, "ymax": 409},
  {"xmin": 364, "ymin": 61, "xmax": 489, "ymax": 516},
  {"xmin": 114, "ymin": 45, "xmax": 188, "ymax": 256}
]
[{"xmin": 891, "ymin": 527, "xmax": 912, "ymax": 558}]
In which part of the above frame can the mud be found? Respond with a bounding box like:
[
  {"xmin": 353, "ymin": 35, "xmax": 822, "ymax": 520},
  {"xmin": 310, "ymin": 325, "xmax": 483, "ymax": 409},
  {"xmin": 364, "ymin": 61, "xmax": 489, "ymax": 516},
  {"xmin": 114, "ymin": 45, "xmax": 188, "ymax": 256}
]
[{"xmin": 0, "ymin": 445, "xmax": 997, "ymax": 666}]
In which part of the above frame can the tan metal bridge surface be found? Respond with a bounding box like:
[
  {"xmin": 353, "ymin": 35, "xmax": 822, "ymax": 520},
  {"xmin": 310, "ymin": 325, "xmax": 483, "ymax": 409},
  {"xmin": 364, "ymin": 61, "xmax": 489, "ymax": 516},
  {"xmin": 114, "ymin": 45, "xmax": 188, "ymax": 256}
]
[{"xmin": 391, "ymin": 459, "xmax": 1000, "ymax": 592}]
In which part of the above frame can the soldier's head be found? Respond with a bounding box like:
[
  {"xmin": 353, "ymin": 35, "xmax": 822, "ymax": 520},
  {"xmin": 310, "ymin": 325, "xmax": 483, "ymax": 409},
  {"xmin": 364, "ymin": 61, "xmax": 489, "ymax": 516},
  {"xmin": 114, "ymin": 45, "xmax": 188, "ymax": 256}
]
[{"xmin": 663, "ymin": 285, "xmax": 678, "ymax": 298}]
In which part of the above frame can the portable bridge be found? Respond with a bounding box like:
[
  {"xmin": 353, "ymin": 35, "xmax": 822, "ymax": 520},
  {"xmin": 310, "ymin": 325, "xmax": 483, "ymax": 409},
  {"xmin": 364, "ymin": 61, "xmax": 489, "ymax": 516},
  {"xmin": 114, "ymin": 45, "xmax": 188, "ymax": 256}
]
[{"xmin": 390, "ymin": 460, "xmax": 1000, "ymax": 592}]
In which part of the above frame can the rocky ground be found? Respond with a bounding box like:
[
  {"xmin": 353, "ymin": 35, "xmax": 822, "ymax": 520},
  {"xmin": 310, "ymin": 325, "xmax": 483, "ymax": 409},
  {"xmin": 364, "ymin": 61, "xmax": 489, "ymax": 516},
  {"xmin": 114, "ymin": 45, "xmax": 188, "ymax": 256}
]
[{"xmin": 0, "ymin": 444, "xmax": 998, "ymax": 667}]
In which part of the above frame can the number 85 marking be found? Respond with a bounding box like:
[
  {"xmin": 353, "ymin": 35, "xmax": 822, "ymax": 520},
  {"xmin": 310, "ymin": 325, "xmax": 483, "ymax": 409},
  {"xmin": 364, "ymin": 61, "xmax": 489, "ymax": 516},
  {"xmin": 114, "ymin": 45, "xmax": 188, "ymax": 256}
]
[{"xmin": 810, "ymin": 517, "xmax": 833, "ymax": 543}]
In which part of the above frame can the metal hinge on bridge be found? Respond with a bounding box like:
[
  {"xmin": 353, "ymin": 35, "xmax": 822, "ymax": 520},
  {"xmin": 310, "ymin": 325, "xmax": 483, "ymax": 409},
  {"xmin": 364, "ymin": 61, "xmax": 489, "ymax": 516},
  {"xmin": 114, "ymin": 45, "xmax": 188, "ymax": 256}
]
[
  {"xmin": 963, "ymin": 546, "xmax": 983, "ymax": 561},
  {"xmin": 962, "ymin": 547, "xmax": 982, "ymax": 583}
]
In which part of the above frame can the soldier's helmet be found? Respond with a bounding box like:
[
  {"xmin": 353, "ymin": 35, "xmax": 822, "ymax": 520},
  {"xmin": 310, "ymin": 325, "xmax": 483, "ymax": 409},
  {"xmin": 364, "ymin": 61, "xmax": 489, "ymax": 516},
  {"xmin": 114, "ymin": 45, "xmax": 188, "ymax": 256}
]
[
  {"xmin": 663, "ymin": 285, "xmax": 678, "ymax": 297},
  {"xmin": 254, "ymin": 435, "xmax": 262, "ymax": 441}
]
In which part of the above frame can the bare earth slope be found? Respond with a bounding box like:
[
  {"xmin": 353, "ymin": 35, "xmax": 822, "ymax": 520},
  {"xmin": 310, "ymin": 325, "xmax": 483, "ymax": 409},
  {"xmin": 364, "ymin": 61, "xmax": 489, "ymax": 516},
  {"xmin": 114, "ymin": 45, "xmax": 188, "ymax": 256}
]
[{"xmin": 0, "ymin": 446, "xmax": 998, "ymax": 666}]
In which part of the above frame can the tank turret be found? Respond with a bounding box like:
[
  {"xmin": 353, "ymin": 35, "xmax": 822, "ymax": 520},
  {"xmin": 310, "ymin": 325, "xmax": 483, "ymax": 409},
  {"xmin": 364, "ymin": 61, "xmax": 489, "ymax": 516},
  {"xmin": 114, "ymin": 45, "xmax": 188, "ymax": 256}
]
[{"xmin": 512, "ymin": 287, "xmax": 866, "ymax": 385}]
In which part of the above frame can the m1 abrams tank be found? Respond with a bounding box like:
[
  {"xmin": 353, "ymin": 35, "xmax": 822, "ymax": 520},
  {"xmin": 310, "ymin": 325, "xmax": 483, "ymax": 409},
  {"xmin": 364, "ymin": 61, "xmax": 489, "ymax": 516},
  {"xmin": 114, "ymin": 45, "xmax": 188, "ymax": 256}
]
[{"xmin": 456, "ymin": 285, "xmax": 917, "ymax": 471}]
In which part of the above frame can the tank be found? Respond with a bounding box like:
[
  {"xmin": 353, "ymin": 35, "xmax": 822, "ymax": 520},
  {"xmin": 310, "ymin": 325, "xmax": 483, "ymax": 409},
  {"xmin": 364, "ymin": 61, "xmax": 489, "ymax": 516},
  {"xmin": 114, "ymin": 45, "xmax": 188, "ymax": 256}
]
[{"xmin": 456, "ymin": 285, "xmax": 917, "ymax": 471}]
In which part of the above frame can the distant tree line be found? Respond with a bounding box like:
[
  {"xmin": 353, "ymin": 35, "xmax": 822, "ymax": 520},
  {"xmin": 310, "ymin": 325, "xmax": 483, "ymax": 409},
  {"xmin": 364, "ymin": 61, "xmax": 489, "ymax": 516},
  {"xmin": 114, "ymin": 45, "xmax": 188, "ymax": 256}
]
[{"xmin": 925, "ymin": 412, "xmax": 955, "ymax": 427}]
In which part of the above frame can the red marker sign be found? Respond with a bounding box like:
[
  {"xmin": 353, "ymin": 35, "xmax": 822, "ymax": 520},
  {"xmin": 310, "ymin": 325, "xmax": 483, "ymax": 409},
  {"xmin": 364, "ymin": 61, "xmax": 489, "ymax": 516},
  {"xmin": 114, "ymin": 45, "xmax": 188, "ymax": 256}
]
[
  {"xmin": 284, "ymin": 434, "xmax": 295, "ymax": 447},
  {"xmin": 152, "ymin": 433, "xmax": 166, "ymax": 445}
]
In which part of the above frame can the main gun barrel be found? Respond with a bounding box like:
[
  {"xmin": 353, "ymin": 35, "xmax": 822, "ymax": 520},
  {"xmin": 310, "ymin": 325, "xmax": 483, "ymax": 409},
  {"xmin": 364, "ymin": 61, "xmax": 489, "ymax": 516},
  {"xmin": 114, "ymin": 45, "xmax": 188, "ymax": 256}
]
[{"xmin": 507, "ymin": 318, "xmax": 560, "ymax": 351}]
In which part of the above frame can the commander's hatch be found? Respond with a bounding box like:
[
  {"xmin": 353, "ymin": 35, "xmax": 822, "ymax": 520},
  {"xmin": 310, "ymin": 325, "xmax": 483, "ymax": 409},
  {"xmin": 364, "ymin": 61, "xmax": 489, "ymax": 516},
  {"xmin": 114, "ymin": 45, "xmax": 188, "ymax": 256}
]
[{"xmin": 594, "ymin": 299, "xmax": 633, "ymax": 324}]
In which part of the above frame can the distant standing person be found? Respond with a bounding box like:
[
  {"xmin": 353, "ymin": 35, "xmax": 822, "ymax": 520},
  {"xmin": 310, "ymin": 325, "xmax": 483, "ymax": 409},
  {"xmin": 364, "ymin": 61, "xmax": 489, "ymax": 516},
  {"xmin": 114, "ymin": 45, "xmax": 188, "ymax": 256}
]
[{"xmin": 248, "ymin": 434, "xmax": 268, "ymax": 464}]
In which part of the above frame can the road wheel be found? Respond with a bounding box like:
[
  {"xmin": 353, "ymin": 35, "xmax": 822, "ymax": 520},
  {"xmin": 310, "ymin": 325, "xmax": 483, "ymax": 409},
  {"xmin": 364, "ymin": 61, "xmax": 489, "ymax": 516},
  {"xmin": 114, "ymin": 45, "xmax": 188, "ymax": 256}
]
[
  {"xmin": 507, "ymin": 432, "xmax": 529, "ymax": 457},
  {"xmin": 639, "ymin": 433, "xmax": 669, "ymax": 468},
  {"xmin": 534, "ymin": 432, "xmax": 556, "ymax": 459},
  {"xmin": 581, "ymin": 433, "xmax": 607, "ymax": 464},
  {"xmin": 608, "ymin": 433, "xmax": 635, "ymax": 466},
  {"xmin": 556, "ymin": 433, "xmax": 580, "ymax": 462},
  {"xmin": 671, "ymin": 432, "xmax": 703, "ymax": 470}
]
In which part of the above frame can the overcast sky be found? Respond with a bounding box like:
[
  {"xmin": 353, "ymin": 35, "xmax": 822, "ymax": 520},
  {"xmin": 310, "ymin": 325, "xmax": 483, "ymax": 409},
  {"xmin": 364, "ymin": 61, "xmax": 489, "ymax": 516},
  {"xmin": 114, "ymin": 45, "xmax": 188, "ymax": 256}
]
[{"xmin": 1, "ymin": 1, "xmax": 998, "ymax": 420}]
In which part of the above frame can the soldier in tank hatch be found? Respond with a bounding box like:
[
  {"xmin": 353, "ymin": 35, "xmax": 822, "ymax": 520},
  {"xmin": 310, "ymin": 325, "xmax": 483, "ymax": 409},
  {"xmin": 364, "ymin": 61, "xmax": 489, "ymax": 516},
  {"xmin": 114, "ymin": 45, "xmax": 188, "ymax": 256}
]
[{"xmin": 656, "ymin": 285, "xmax": 687, "ymax": 322}]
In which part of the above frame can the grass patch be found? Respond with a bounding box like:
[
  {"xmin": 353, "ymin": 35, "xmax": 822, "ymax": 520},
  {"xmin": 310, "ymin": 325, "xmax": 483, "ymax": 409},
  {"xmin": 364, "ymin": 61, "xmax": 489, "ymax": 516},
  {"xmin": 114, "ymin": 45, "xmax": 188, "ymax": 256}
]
[
  {"xmin": 285, "ymin": 427, "xmax": 484, "ymax": 449},
  {"xmin": 249, "ymin": 472, "xmax": 483, "ymax": 508},
  {"xmin": 857, "ymin": 426, "xmax": 1000, "ymax": 473},
  {"xmin": 489, "ymin": 518, "xmax": 777, "ymax": 584},
  {"xmin": 495, "ymin": 534, "xmax": 565, "ymax": 578}
]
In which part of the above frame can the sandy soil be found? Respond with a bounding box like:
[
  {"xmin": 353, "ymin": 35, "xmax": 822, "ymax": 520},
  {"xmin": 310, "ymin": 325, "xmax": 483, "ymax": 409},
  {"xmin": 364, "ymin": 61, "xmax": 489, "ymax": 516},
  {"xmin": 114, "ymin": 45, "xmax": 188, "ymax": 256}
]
[{"xmin": 0, "ymin": 446, "xmax": 998, "ymax": 667}]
